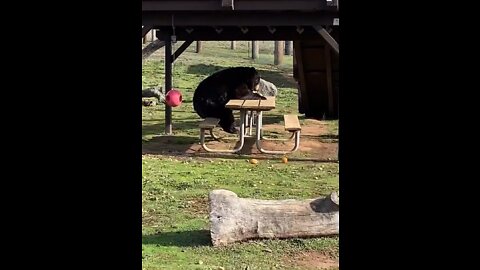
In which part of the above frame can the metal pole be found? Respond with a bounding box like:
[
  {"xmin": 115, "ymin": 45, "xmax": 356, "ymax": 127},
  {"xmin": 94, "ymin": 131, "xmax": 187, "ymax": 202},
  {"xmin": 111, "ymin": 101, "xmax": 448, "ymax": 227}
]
[{"xmin": 164, "ymin": 37, "xmax": 173, "ymax": 135}]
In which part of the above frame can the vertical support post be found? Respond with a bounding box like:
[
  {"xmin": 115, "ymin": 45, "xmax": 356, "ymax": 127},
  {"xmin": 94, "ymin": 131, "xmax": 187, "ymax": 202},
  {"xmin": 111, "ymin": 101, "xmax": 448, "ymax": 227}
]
[
  {"xmin": 274, "ymin": 41, "xmax": 284, "ymax": 65},
  {"xmin": 231, "ymin": 41, "xmax": 236, "ymax": 50},
  {"xmin": 294, "ymin": 41, "xmax": 310, "ymax": 114},
  {"xmin": 285, "ymin": 41, "xmax": 293, "ymax": 55},
  {"xmin": 165, "ymin": 37, "xmax": 173, "ymax": 135},
  {"xmin": 251, "ymin": 41, "xmax": 259, "ymax": 60},
  {"xmin": 325, "ymin": 46, "xmax": 334, "ymax": 117},
  {"xmin": 196, "ymin": 41, "xmax": 203, "ymax": 53}
]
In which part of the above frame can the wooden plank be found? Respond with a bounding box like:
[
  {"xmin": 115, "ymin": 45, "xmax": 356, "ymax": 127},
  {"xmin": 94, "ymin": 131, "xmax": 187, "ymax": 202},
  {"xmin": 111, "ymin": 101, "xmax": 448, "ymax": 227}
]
[
  {"xmin": 284, "ymin": 115, "xmax": 301, "ymax": 131},
  {"xmin": 225, "ymin": 99, "xmax": 245, "ymax": 109},
  {"xmin": 241, "ymin": 100, "xmax": 261, "ymax": 109},
  {"xmin": 258, "ymin": 97, "xmax": 276, "ymax": 110},
  {"xmin": 172, "ymin": 40, "xmax": 193, "ymax": 61},
  {"xmin": 199, "ymin": 117, "xmax": 220, "ymax": 128}
]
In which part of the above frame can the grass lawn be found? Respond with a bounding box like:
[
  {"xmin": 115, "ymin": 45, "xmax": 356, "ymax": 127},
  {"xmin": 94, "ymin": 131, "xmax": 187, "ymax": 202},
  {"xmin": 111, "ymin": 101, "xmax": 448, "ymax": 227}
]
[{"xmin": 142, "ymin": 41, "xmax": 339, "ymax": 270}]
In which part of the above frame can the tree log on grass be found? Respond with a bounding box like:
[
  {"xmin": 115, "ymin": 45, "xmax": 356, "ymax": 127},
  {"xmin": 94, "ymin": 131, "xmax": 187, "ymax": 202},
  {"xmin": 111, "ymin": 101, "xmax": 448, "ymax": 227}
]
[{"xmin": 209, "ymin": 189, "xmax": 339, "ymax": 246}]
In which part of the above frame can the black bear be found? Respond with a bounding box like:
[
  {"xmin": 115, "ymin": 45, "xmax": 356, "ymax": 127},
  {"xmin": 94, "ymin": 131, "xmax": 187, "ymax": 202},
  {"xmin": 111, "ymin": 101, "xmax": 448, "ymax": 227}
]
[{"xmin": 193, "ymin": 67, "xmax": 266, "ymax": 133}]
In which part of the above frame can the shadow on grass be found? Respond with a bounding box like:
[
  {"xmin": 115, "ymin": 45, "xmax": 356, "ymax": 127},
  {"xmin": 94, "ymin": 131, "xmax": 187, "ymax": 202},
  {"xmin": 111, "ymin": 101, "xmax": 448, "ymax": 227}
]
[
  {"xmin": 186, "ymin": 64, "xmax": 297, "ymax": 89},
  {"xmin": 142, "ymin": 230, "xmax": 211, "ymax": 247},
  {"xmin": 142, "ymin": 135, "xmax": 198, "ymax": 155},
  {"xmin": 186, "ymin": 64, "xmax": 224, "ymax": 76},
  {"xmin": 261, "ymin": 115, "xmax": 284, "ymax": 125},
  {"xmin": 142, "ymin": 120, "xmax": 200, "ymax": 137}
]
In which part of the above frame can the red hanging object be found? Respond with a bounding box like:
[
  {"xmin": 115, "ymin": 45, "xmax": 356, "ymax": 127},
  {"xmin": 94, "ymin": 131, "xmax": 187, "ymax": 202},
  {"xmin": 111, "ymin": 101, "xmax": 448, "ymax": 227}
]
[{"xmin": 165, "ymin": 89, "xmax": 182, "ymax": 107}]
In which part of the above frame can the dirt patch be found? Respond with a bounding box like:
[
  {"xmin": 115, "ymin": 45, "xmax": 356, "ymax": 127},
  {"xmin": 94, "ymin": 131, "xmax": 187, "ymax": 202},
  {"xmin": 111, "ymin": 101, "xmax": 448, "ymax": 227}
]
[
  {"xmin": 142, "ymin": 119, "xmax": 338, "ymax": 162},
  {"xmin": 283, "ymin": 251, "xmax": 339, "ymax": 270}
]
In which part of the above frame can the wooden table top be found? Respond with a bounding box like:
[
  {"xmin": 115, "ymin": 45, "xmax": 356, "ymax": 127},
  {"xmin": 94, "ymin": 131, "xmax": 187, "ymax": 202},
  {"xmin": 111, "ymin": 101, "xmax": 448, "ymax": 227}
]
[{"xmin": 225, "ymin": 97, "xmax": 275, "ymax": 110}]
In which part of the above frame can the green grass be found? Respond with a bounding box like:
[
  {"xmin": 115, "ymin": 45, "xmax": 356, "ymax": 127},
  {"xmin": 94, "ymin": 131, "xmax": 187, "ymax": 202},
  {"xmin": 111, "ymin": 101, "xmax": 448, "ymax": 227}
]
[
  {"xmin": 142, "ymin": 156, "xmax": 339, "ymax": 270},
  {"xmin": 142, "ymin": 41, "xmax": 339, "ymax": 269}
]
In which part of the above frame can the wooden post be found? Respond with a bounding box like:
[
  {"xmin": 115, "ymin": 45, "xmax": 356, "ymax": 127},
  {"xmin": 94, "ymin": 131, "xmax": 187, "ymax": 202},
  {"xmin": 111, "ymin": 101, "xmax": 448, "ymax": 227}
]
[
  {"xmin": 143, "ymin": 35, "xmax": 147, "ymax": 44},
  {"xmin": 164, "ymin": 38, "xmax": 173, "ymax": 135},
  {"xmin": 285, "ymin": 41, "xmax": 293, "ymax": 55},
  {"xmin": 274, "ymin": 41, "xmax": 284, "ymax": 65},
  {"xmin": 196, "ymin": 41, "xmax": 203, "ymax": 53},
  {"xmin": 251, "ymin": 41, "xmax": 259, "ymax": 60},
  {"xmin": 325, "ymin": 46, "xmax": 334, "ymax": 117},
  {"xmin": 294, "ymin": 41, "xmax": 310, "ymax": 113},
  {"xmin": 151, "ymin": 30, "xmax": 155, "ymax": 42},
  {"xmin": 231, "ymin": 41, "xmax": 236, "ymax": 50}
]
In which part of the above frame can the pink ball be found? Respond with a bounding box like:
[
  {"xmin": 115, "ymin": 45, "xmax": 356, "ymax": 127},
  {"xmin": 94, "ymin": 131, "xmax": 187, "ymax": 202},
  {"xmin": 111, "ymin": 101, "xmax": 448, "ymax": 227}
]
[{"xmin": 165, "ymin": 89, "xmax": 182, "ymax": 107}]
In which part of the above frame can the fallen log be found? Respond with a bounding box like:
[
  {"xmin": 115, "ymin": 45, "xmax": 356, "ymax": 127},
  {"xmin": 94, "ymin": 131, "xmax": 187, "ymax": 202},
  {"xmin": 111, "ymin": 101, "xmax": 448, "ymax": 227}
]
[
  {"xmin": 209, "ymin": 189, "xmax": 339, "ymax": 246},
  {"xmin": 142, "ymin": 87, "xmax": 165, "ymax": 103}
]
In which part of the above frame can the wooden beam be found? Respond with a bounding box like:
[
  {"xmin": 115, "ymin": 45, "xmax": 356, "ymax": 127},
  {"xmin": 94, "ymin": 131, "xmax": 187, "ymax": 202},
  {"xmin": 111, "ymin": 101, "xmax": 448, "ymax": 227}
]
[
  {"xmin": 143, "ymin": 0, "xmax": 328, "ymax": 11},
  {"xmin": 155, "ymin": 26, "xmax": 325, "ymax": 41},
  {"xmin": 221, "ymin": 0, "xmax": 234, "ymax": 10},
  {"xmin": 171, "ymin": 40, "xmax": 193, "ymax": 62},
  {"xmin": 313, "ymin": 26, "xmax": 339, "ymax": 54},
  {"xmin": 142, "ymin": 11, "xmax": 338, "ymax": 27},
  {"xmin": 142, "ymin": 25, "xmax": 152, "ymax": 37}
]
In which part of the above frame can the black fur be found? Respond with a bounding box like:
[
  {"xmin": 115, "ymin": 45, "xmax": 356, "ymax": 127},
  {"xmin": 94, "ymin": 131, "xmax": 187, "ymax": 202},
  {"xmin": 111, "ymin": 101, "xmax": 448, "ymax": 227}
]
[{"xmin": 193, "ymin": 67, "xmax": 265, "ymax": 133}]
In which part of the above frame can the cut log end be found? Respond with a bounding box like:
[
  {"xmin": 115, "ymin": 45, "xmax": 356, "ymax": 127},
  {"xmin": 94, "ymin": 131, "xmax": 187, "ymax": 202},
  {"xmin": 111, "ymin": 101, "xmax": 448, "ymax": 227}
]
[{"xmin": 209, "ymin": 189, "xmax": 339, "ymax": 247}]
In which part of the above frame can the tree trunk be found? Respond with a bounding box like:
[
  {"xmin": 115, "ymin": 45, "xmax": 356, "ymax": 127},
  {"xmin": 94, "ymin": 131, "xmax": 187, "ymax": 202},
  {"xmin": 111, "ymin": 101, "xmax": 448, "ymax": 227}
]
[
  {"xmin": 196, "ymin": 41, "xmax": 203, "ymax": 53},
  {"xmin": 251, "ymin": 41, "xmax": 259, "ymax": 60},
  {"xmin": 209, "ymin": 189, "xmax": 339, "ymax": 247},
  {"xmin": 274, "ymin": 41, "xmax": 285, "ymax": 65}
]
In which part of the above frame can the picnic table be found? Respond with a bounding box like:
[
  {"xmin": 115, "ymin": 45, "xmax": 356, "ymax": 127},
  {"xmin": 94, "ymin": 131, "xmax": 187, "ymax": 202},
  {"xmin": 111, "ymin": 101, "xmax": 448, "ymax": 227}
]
[{"xmin": 199, "ymin": 97, "xmax": 301, "ymax": 154}]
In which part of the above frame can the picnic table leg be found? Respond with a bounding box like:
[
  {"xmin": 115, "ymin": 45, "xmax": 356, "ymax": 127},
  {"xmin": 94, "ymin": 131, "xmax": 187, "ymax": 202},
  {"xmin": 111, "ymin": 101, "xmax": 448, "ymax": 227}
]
[
  {"xmin": 200, "ymin": 111, "xmax": 246, "ymax": 153},
  {"xmin": 236, "ymin": 110, "xmax": 246, "ymax": 150},
  {"xmin": 255, "ymin": 111, "xmax": 301, "ymax": 154},
  {"xmin": 248, "ymin": 111, "xmax": 254, "ymax": 136}
]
